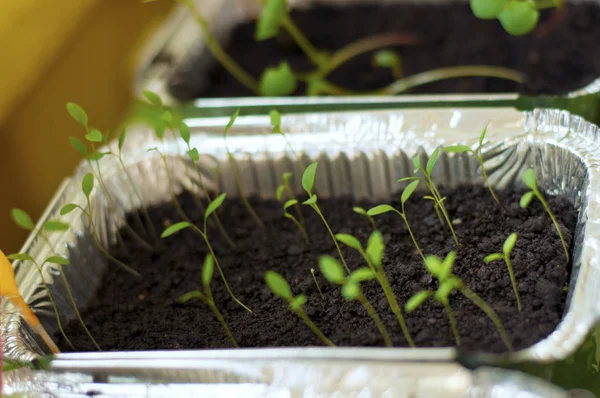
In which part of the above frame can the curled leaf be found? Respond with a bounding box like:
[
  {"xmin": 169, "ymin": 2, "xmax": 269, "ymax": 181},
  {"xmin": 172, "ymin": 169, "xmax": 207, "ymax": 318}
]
[
  {"xmin": 435, "ymin": 280, "xmax": 455, "ymax": 303},
  {"xmin": 426, "ymin": 147, "xmax": 440, "ymax": 176},
  {"xmin": 405, "ymin": 291, "xmax": 431, "ymax": 312},
  {"xmin": 479, "ymin": 124, "xmax": 489, "ymax": 147},
  {"xmin": 161, "ymin": 221, "xmax": 192, "ymax": 238},
  {"xmin": 290, "ymin": 294, "xmax": 306, "ymax": 311},
  {"xmin": 503, "ymin": 233, "xmax": 518, "ymax": 255},
  {"xmin": 142, "ymin": 90, "xmax": 163, "ymax": 107},
  {"xmin": 302, "ymin": 195, "xmax": 318, "ymax": 206},
  {"xmin": 11, "ymin": 209, "xmax": 34, "ymax": 231},
  {"xmin": 265, "ymin": 271, "xmax": 292, "ymax": 300},
  {"xmin": 180, "ymin": 122, "xmax": 191, "ymax": 145},
  {"xmin": 205, "ymin": 193, "xmax": 227, "ymax": 220},
  {"xmin": 225, "ymin": 109, "xmax": 240, "ymax": 135},
  {"xmin": 372, "ymin": 50, "xmax": 402, "ymax": 77},
  {"xmin": 118, "ymin": 129, "xmax": 127, "ymax": 152},
  {"xmin": 283, "ymin": 199, "xmax": 298, "ymax": 211},
  {"xmin": 178, "ymin": 290, "xmax": 204, "ymax": 303},
  {"xmin": 282, "ymin": 171, "xmax": 292, "ymax": 184},
  {"xmin": 483, "ymin": 253, "xmax": 503, "ymax": 264},
  {"xmin": 187, "ymin": 148, "xmax": 200, "ymax": 162},
  {"xmin": 260, "ymin": 62, "xmax": 297, "ymax": 96},
  {"xmin": 349, "ymin": 268, "xmax": 376, "ymax": 283},
  {"xmin": 85, "ymin": 129, "xmax": 104, "ymax": 143},
  {"xmin": 319, "ymin": 255, "xmax": 346, "ymax": 283},
  {"xmin": 440, "ymin": 251, "xmax": 456, "ymax": 281}
]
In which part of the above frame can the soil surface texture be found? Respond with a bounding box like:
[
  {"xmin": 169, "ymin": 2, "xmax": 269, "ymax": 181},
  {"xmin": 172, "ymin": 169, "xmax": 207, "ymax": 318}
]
[
  {"xmin": 169, "ymin": 2, "xmax": 600, "ymax": 99},
  {"xmin": 58, "ymin": 185, "xmax": 577, "ymax": 353}
]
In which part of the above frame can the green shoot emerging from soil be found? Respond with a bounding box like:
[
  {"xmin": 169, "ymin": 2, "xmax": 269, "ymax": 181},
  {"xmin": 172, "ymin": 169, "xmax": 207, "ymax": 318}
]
[
  {"xmin": 283, "ymin": 199, "xmax": 309, "ymax": 245},
  {"xmin": 443, "ymin": 125, "xmax": 500, "ymax": 205},
  {"xmin": 224, "ymin": 109, "xmax": 265, "ymax": 229},
  {"xmin": 301, "ymin": 162, "xmax": 349, "ymax": 273},
  {"xmin": 161, "ymin": 193, "xmax": 252, "ymax": 313},
  {"xmin": 265, "ymin": 270, "xmax": 335, "ymax": 346},
  {"xmin": 178, "ymin": 254, "xmax": 238, "ymax": 347},
  {"xmin": 311, "ymin": 268, "xmax": 324, "ymax": 300},
  {"xmin": 400, "ymin": 149, "xmax": 459, "ymax": 245},
  {"xmin": 320, "ymin": 255, "xmax": 392, "ymax": 347},
  {"xmin": 276, "ymin": 171, "xmax": 304, "ymax": 225},
  {"xmin": 367, "ymin": 180, "xmax": 425, "ymax": 262},
  {"xmin": 60, "ymin": 173, "xmax": 140, "ymax": 278},
  {"xmin": 407, "ymin": 251, "xmax": 513, "ymax": 350},
  {"xmin": 520, "ymin": 168, "xmax": 569, "ymax": 263},
  {"xmin": 484, "ymin": 233, "xmax": 521, "ymax": 311},
  {"xmin": 334, "ymin": 231, "xmax": 415, "ymax": 347},
  {"xmin": 353, "ymin": 207, "xmax": 376, "ymax": 231}
]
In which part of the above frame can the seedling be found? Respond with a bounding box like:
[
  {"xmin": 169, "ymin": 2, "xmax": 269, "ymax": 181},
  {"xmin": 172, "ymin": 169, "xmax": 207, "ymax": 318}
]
[
  {"xmin": 484, "ymin": 233, "xmax": 521, "ymax": 311},
  {"xmin": 60, "ymin": 173, "xmax": 140, "ymax": 278},
  {"xmin": 353, "ymin": 207, "xmax": 376, "ymax": 231},
  {"xmin": 283, "ymin": 199, "xmax": 309, "ymax": 245},
  {"xmin": 400, "ymin": 148, "xmax": 459, "ymax": 245},
  {"xmin": 335, "ymin": 231, "xmax": 415, "ymax": 347},
  {"xmin": 270, "ymin": 110, "xmax": 305, "ymax": 170},
  {"xmin": 301, "ymin": 162, "xmax": 349, "ymax": 273},
  {"xmin": 310, "ymin": 268, "xmax": 324, "ymax": 300},
  {"xmin": 265, "ymin": 270, "xmax": 334, "ymax": 346},
  {"xmin": 367, "ymin": 180, "xmax": 425, "ymax": 262},
  {"xmin": 161, "ymin": 193, "xmax": 252, "ymax": 313},
  {"xmin": 443, "ymin": 125, "xmax": 500, "ymax": 205},
  {"xmin": 224, "ymin": 109, "xmax": 265, "ymax": 229},
  {"xmin": 372, "ymin": 50, "xmax": 402, "ymax": 79},
  {"xmin": 276, "ymin": 171, "xmax": 304, "ymax": 225},
  {"xmin": 520, "ymin": 168, "xmax": 569, "ymax": 263},
  {"xmin": 319, "ymin": 256, "xmax": 392, "ymax": 347},
  {"xmin": 178, "ymin": 254, "xmax": 238, "ymax": 347},
  {"xmin": 407, "ymin": 251, "xmax": 513, "ymax": 350}
]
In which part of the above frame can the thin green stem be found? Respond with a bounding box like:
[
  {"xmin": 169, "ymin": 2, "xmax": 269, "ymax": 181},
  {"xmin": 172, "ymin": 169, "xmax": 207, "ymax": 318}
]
[
  {"xmin": 295, "ymin": 308, "xmax": 335, "ymax": 346},
  {"xmin": 285, "ymin": 214, "xmax": 309, "ymax": 245},
  {"xmin": 367, "ymin": 215, "xmax": 377, "ymax": 231},
  {"xmin": 536, "ymin": 191, "xmax": 569, "ymax": 263},
  {"xmin": 424, "ymin": 173, "xmax": 459, "ymax": 246},
  {"xmin": 312, "ymin": 204, "xmax": 349, "ymax": 273},
  {"xmin": 279, "ymin": 14, "xmax": 326, "ymax": 67},
  {"xmin": 459, "ymin": 283, "xmax": 513, "ymax": 351},
  {"xmin": 205, "ymin": 291, "xmax": 239, "ymax": 348},
  {"xmin": 311, "ymin": 270, "xmax": 324, "ymax": 300},
  {"xmin": 399, "ymin": 211, "xmax": 425, "ymax": 262},
  {"xmin": 358, "ymin": 293, "xmax": 392, "ymax": 347},
  {"xmin": 504, "ymin": 255, "xmax": 522, "ymax": 312},
  {"xmin": 228, "ymin": 153, "xmax": 265, "ymax": 229},
  {"xmin": 285, "ymin": 185, "xmax": 305, "ymax": 225},
  {"xmin": 443, "ymin": 300, "xmax": 460, "ymax": 346},
  {"xmin": 478, "ymin": 158, "xmax": 500, "ymax": 205}
]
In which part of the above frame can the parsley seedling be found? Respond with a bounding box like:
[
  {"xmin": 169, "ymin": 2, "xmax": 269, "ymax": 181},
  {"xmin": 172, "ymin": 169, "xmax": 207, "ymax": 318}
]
[
  {"xmin": 276, "ymin": 171, "xmax": 304, "ymax": 225},
  {"xmin": 353, "ymin": 207, "xmax": 376, "ymax": 231},
  {"xmin": 310, "ymin": 268, "xmax": 324, "ymax": 300},
  {"xmin": 372, "ymin": 50, "xmax": 402, "ymax": 79},
  {"xmin": 178, "ymin": 254, "xmax": 239, "ymax": 347},
  {"xmin": 484, "ymin": 233, "xmax": 521, "ymax": 311},
  {"xmin": 283, "ymin": 199, "xmax": 309, "ymax": 245}
]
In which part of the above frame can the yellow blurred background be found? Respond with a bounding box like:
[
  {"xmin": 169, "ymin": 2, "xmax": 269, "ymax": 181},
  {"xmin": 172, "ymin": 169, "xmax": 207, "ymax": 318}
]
[{"xmin": 0, "ymin": 0, "xmax": 173, "ymax": 254}]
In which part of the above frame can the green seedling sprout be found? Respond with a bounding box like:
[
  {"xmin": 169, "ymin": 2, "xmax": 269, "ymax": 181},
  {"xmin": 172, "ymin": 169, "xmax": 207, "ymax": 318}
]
[
  {"xmin": 60, "ymin": 173, "xmax": 140, "ymax": 278},
  {"xmin": 367, "ymin": 180, "xmax": 425, "ymax": 262},
  {"xmin": 400, "ymin": 148, "xmax": 459, "ymax": 245},
  {"xmin": 276, "ymin": 171, "xmax": 304, "ymax": 225},
  {"xmin": 161, "ymin": 193, "xmax": 252, "ymax": 313},
  {"xmin": 270, "ymin": 110, "xmax": 305, "ymax": 170},
  {"xmin": 520, "ymin": 168, "xmax": 569, "ymax": 263},
  {"xmin": 353, "ymin": 207, "xmax": 376, "ymax": 231},
  {"xmin": 443, "ymin": 125, "xmax": 500, "ymax": 205},
  {"xmin": 335, "ymin": 231, "xmax": 415, "ymax": 347},
  {"xmin": 265, "ymin": 270, "xmax": 334, "ymax": 346},
  {"xmin": 320, "ymin": 255, "xmax": 392, "ymax": 347},
  {"xmin": 372, "ymin": 50, "xmax": 402, "ymax": 79},
  {"xmin": 310, "ymin": 268, "xmax": 324, "ymax": 300},
  {"xmin": 407, "ymin": 251, "xmax": 513, "ymax": 350},
  {"xmin": 179, "ymin": 121, "xmax": 235, "ymax": 248},
  {"xmin": 223, "ymin": 109, "xmax": 265, "ymax": 229},
  {"xmin": 483, "ymin": 233, "xmax": 521, "ymax": 311},
  {"xmin": 178, "ymin": 254, "xmax": 238, "ymax": 347},
  {"xmin": 301, "ymin": 162, "xmax": 349, "ymax": 273},
  {"xmin": 283, "ymin": 199, "xmax": 309, "ymax": 245}
]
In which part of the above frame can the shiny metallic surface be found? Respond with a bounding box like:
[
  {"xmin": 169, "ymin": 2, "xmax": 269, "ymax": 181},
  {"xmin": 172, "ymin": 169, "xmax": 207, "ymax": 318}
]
[{"xmin": 1, "ymin": 107, "xmax": 598, "ymax": 387}]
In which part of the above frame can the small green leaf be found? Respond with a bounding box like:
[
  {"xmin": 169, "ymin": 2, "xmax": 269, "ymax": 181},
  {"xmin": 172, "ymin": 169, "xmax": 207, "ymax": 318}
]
[
  {"xmin": 154, "ymin": 124, "xmax": 166, "ymax": 140},
  {"xmin": 282, "ymin": 171, "xmax": 292, "ymax": 184},
  {"xmin": 11, "ymin": 209, "xmax": 35, "ymax": 231},
  {"xmin": 290, "ymin": 294, "xmax": 306, "ymax": 310},
  {"xmin": 88, "ymin": 152, "xmax": 110, "ymax": 162},
  {"xmin": 435, "ymin": 280, "xmax": 455, "ymax": 303},
  {"xmin": 270, "ymin": 110, "xmax": 281, "ymax": 128},
  {"xmin": 161, "ymin": 221, "xmax": 192, "ymax": 238},
  {"xmin": 180, "ymin": 122, "xmax": 191, "ymax": 145},
  {"xmin": 503, "ymin": 233, "xmax": 518, "ymax": 256},
  {"xmin": 205, "ymin": 193, "xmax": 226, "ymax": 220},
  {"xmin": 60, "ymin": 204, "xmax": 78, "ymax": 215},
  {"xmin": 44, "ymin": 256, "xmax": 69, "ymax": 266},
  {"xmin": 260, "ymin": 62, "xmax": 297, "ymax": 96},
  {"xmin": 401, "ymin": 180, "xmax": 420, "ymax": 206},
  {"xmin": 301, "ymin": 162, "xmax": 318, "ymax": 194},
  {"xmin": 319, "ymin": 255, "xmax": 346, "ymax": 283},
  {"xmin": 483, "ymin": 253, "xmax": 503, "ymax": 264},
  {"xmin": 479, "ymin": 125, "xmax": 488, "ymax": 147},
  {"xmin": 160, "ymin": 110, "xmax": 173, "ymax": 124},
  {"xmin": 425, "ymin": 255, "xmax": 444, "ymax": 278},
  {"xmin": 522, "ymin": 168, "xmax": 537, "ymax": 190},
  {"xmin": 443, "ymin": 145, "xmax": 471, "ymax": 153},
  {"xmin": 520, "ymin": 191, "xmax": 535, "ymax": 208},
  {"xmin": 255, "ymin": 0, "xmax": 287, "ymax": 40},
  {"xmin": 43, "ymin": 220, "xmax": 70, "ymax": 231},
  {"xmin": 405, "ymin": 291, "xmax": 431, "ymax": 312},
  {"xmin": 366, "ymin": 230, "xmax": 385, "ymax": 268},
  {"xmin": 70, "ymin": 137, "xmax": 88, "ymax": 157},
  {"xmin": 178, "ymin": 290, "xmax": 204, "ymax": 303},
  {"xmin": 202, "ymin": 254, "xmax": 214, "ymax": 287},
  {"xmin": 283, "ymin": 199, "xmax": 298, "ymax": 211},
  {"xmin": 85, "ymin": 129, "xmax": 104, "ymax": 143},
  {"xmin": 426, "ymin": 147, "xmax": 440, "ymax": 176},
  {"xmin": 303, "ymin": 195, "xmax": 317, "ymax": 206},
  {"xmin": 440, "ymin": 251, "xmax": 456, "ymax": 281},
  {"xmin": 366, "ymin": 204, "xmax": 396, "ymax": 216},
  {"xmin": 7, "ymin": 253, "xmax": 35, "ymax": 262},
  {"xmin": 349, "ymin": 268, "xmax": 375, "ymax": 283},
  {"xmin": 276, "ymin": 185, "xmax": 285, "ymax": 201},
  {"xmin": 335, "ymin": 234, "xmax": 362, "ymax": 251},
  {"xmin": 372, "ymin": 50, "xmax": 402, "ymax": 76},
  {"xmin": 342, "ymin": 282, "xmax": 360, "ymax": 300},
  {"xmin": 82, "ymin": 173, "xmax": 94, "ymax": 197},
  {"xmin": 412, "ymin": 155, "xmax": 421, "ymax": 170},
  {"xmin": 118, "ymin": 129, "xmax": 127, "ymax": 152},
  {"xmin": 224, "ymin": 109, "xmax": 240, "ymax": 135},
  {"xmin": 142, "ymin": 90, "xmax": 163, "ymax": 107},
  {"xmin": 498, "ymin": 0, "xmax": 539, "ymax": 36},
  {"xmin": 470, "ymin": 0, "xmax": 507, "ymax": 19},
  {"xmin": 66, "ymin": 103, "xmax": 88, "ymax": 126},
  {"xmin": 265, "ymin": 271, "xmax": 293, "ymax": 300},
  {"xmin": 187, "ymin": 148, "xmax": 200, "ymax": 161},
  {"xmin": 353, "ymin": 207, "xmax": 367, "ymax": 215}
]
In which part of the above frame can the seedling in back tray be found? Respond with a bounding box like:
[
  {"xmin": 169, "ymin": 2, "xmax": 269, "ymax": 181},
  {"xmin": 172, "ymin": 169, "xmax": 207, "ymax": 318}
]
[
  {"xmin": 301, "ymin": 162, "xmax": 349, "ymax": 273},
  {"xmin": 367, "ymin": 180, "xmax": 425, "ymax": 262},
  {"xmin": 265, "ymin": 270, "xmax": 334, "ymax": 346},
  {"xmin": 270, "ymin": 110, "xmax": 305, "ymax": 170},
  {"xmin": 353, "ymin": 207, "xmax": 376, "ymax": 232},
  {"xmin": 161, "ymin": 193, "xmax": 252, "ymax": 313},
  {"xmin": 484, "ymin": 233, "xmax": 522, "ymax": 311},
  {"xmin": 178, "ymin": 254, "xmax": 239, "ymax": 348},
  {"xmin": 319, "ymin": 255, "xmax": 392, "ymax": 347},
  {"xmin": 372, "ymin": 50, "xmax": 403, "ymax": 79},
  {"xmin": 283, "ymin": 199, "xmax": 309, "ymax": 246},
  {"xmin": 520, "ymin": 168, "xmax": 569, "ymax": 263},
  {"xmin": 335, "ymin": 231, "xmax": 415, "ymax": 347}
]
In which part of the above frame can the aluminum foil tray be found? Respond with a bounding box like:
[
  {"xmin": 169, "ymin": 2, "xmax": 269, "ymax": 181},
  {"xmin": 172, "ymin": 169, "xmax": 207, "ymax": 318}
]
[
  {"xmin": 134, "ymin": 0, "xmax": 600, "ymax": 106},
  {"xmin": 1, "ymin": 107, "xmax": 599, "ymax": 386}
]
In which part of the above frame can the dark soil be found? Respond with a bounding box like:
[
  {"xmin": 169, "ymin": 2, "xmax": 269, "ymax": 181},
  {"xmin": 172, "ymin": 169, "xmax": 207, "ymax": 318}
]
[
  {"xmin": 58, "ymin": 185, "xmax": 577, "ymax": 353},
  {"xmin": 169, "ymin": 2, "xmax": 600, "ymax": 100}
]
